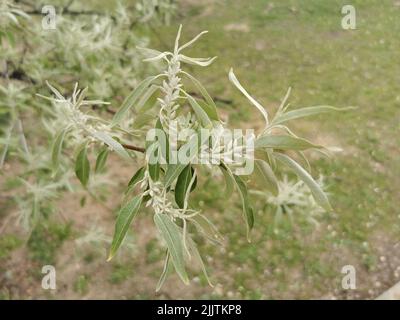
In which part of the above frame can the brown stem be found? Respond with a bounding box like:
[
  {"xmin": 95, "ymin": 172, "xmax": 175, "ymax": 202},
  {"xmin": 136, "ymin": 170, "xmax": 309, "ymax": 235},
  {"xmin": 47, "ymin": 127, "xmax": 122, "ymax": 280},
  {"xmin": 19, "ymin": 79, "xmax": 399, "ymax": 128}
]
[{"xmin": 122, "ymin": 144, "xmax": 145, "ymax": 153}]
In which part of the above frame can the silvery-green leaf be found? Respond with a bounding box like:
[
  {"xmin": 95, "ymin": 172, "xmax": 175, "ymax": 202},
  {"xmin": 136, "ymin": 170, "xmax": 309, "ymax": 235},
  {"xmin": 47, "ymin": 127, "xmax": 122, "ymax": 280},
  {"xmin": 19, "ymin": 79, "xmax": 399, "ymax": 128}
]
[
  {"xmin": 155, "ymin": 119, "xmax": 170, "ymax": 163},
  {"xmin": 92, "ymin": 131, "xmax": 130, "ymax": 160},
  {"xmin": 255, "ymin": 135, "xmax": 322, "ymax": 150},
  {"xmin": 184, "ymin": 168, "xmax": 197, "ymax": 207},
  {"xmin": 178, "ymin": 54, "xmax": 217, "ymax": 67},
  {"xmin": 164, "ymin": 163, "xmax": 187, "ymax": 188},
  {"xmin": 143, "ymin": 52, "xmax": 169, "ymax": 62},
  {"xmin": 229, "ymin": 68, "xmax": 269, "ymax": 127},
  {"xmin": 149, "ymin": 162, "xmax": 160, "ymax": 181},
  {"xmin": 108, "ymin": 195, "xmax": 143, "ymax": 261},
  {"xmin": 296, "ymin": 150, "xmax": 311, "ymax": 172},
  {"xmin": 233, "ymin": 174, "xmax": 254, "ymax": 240},
  {"xmin": 5, "ymin": 12, "xmax": 19, "ymax": 25},
  {"xmin": 273, "ymin": 152, "xmax": 332, "ymax": 211},
  {"xmin": 189, "ymin": 214, "xmax": 224, "ymax": 246},
  {"xmin": 147, "ymin": 143, "xmax": 160, "ymax": 181},
  {"xmin": 154, "ymin": 213, "xmax": 189, "ymax": 284},
  {"xmin": 10, "ymin": 9, "xmax": 30, "ymax": 19},
  {"xmin": 137, "ymin": 46, "xmax": 170, "ymax": 62},
  {"xmin": 219, "ymin": 164, "xmax": 235, "ymax": 197},
  {"xmin": 178, "ymin": 31, "xmax": 208, "ymax": 52},
  {"xmin": 174, "ymin": 24, "xmax": 183, "ymax": 53},
  {"xmin": 132, "ymin": 113, "xmax": 155, "ymax": 129},
  {"xmin": 181, "ymin": 71, "xmax": 219, "ymax": 121},
  {"xmin": 135, "ymin": 84, "xmax": 159, "ymax": 112},
  {"xmin": 272, "ymin": 106, "xmax": 356, "ymax": 125},
  {"xmin": 198, "ymin": 100, "xmax": 220, "ymax": 123},
  {"xmin": 112, "ymin": 75, "xmax": 161, "ymax": 126},
  {"xmin": 127, "ymin": 166, "xmax": 145, "ymax": 189},
  {"xmin": 45, "ymin": 81, "xmax": 65, "ymax": 101},
  {"xmin": 254, "ymin": 159, "xmax": 279, "ymax": 196},
  {"xmin": 187, "ymin": 236, "xmax": 213, "ymax": 287},
  {"xmin": 276, "ymin": 87, "xmax": 292, "ymax": 115},
  {"xmin": 75, "ymin": 143, "xmax": 90, "ymax": 187},
  {"xmin": 164, "ymin": 133, "xmax": 200, "ymax": 188},
  {"xmin": 156, "ymin": 251, "xmax": 173, "ymax": 292},
  {"xmin": 75, "ymin": 87, "xmax": 88, "ymax": 107},
  {"xmin": 52, "ymin": 127, "xmax": 69, "ymax": 169},
  {"xmin": 175, "ymin": 165, "xmax": 193, "ymax": 209},
  {"xmin": 185, "ymin": 93, "xmax": 213, "ymax": 128},
  {"xmin": 95, "ymin": 147, "xmax": 109, "ymax": 173}
]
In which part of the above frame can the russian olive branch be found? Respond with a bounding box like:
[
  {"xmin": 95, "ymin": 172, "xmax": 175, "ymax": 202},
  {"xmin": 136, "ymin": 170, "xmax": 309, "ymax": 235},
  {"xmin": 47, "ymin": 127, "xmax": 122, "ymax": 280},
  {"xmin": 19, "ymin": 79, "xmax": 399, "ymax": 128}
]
[{"xmin": 37, "ymin": 25, "xmax": 353, "ymax": 291}]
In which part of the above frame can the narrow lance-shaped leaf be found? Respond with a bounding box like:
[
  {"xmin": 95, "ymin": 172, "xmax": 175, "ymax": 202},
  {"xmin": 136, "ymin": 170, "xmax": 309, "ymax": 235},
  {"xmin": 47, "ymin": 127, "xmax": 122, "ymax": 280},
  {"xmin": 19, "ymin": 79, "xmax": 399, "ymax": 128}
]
[
  {"xmin": 229, "ymin": 68, "xmax": 269, "ymax": 127},
  {"xmin": 189, "ymin": 214, "xmax": 224, "ymax": 246},
  {"xmin": 127, "ymin": 167, "xmax": 146, "ymax": 189},
  {"xmin": 264, "ymin": 149, "xmax": 276, "ymax": 171},
  {"xmin": 45, "ymin": 81, "xmax": 65, "ymax": 101},
  {"xmin": 164, "ymin": 163, "xmax": 187, "ymax": 189},
  {"xmin": 272, "ymin": 106, "xmax": 356, "ymax": 125},
  {"xmin": 184, "ymin": 93, "xmax": 213, "ymax": 128},
  {"xmin": 135, "ymin": 84, "xmax": 159, "ymax": 113},
  {"xmin": 181, "ymin": 71, "xmax": 219, "ymax": 121},
  {"xmin": 178, "ymin": 30, "xmax": 208, "ymax": 52},
  {"xmin": 132, "ymin": 113, "xmax": 155, "ymax": 129},
  {"xmin": 164, "ymin": 133, "xmax": 200, "ymax": 188},
  {"xmin": 154, "ymin": 213, "xmax": 189, "ymax": 284},
  {"xmin": 95, "ymin": 147, "xmax": 109, "ymax": 173},
  {"xmin": 174, "ymin": 24, "xmax": 183, "ymax": 53},
  {"xmin": 233, "ymin": 174, "xmax": 255, "ymax": 240},
  {"xmin": 198, "ymin": 100, "xmax": 219, "ymax": 123},
  {"xmin": 52, "ymin": 127, "xmax": 69, "ymax": 169},
  {"xmin": 92, "ymin": 131, "xmax": 130, "ymax": 160},
  {"xmin": 178, "ymin": 54, "xmax": 217, "ymax": 67},
  {"xmin": 276, "ymin": 87, "xmax": 292, "ymax": 115},
  {"xmin": 273, "ymin": 152, "xmax": 332, "ymax": 211},
  {"xmin": 156, "ymin": 251, "xmax": 173, "ymax": 292},
  {"xmin": 254, "ymin": 159, "xmax": 279, "ymax": 196},
  {"xmin": 108, "ymin": 195, "xmax": 143, "ymax": 261},
  {"xmin": 112, "ymin": 75, "xmax": 161, "ymax": 126},
  {"xmin": 75, "ymin": 143, "xmax": 90, "ymax": 187},
  {"xmin": 149, "ymin": 162, "xmax": 160, "ymax": 181},
  {"xmin": 147, "ymin": 142, "xmax": 160, "ymax": 181},
  {"xmin": 219, "ymin": 164, "xmax": 235, "ymax": 197},
  {"xmin": 187, "ymin": 236, "xmax": 213, "ymax": 287},
  {"xmin": 137, "ymin": 46, "xmax": 170, "ymax": 62},
  {"xmin": 175, "ymin": 165, "xmax": 193, "ymax": 209},
  {"xmin": 183, "ymin": 168, "xmax": 197, "ymax": 208},
  {"xmin": 189, "ymin": 168, "xmax": 197, "ymax": 192},
  {"xmin": 255, "ymin": 135, "xmax": 323, "ymax": 150},
  {"xmin": 296, "ymin": 150, "xmax": 311, "ymax": 173}
]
